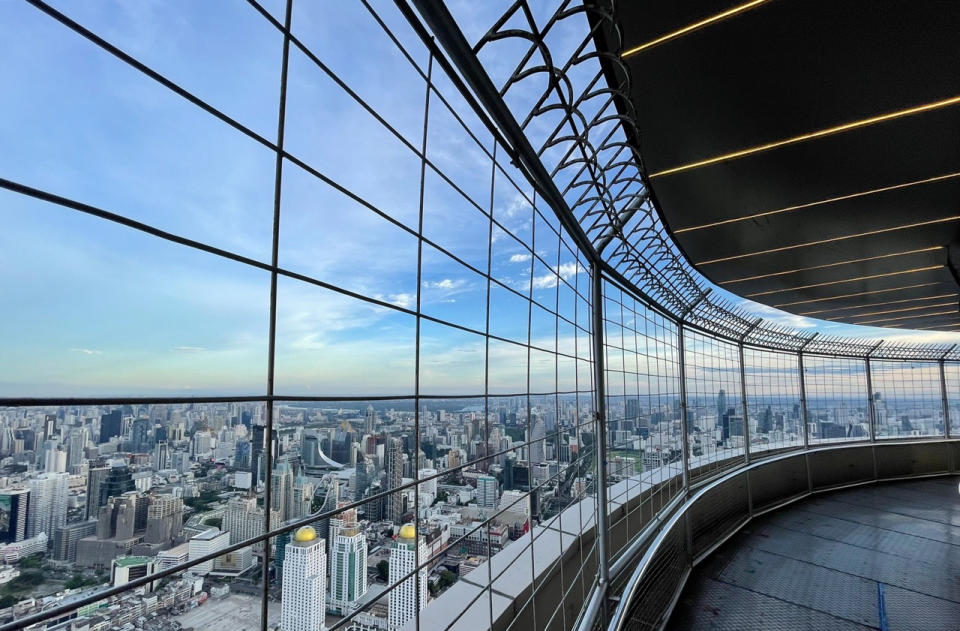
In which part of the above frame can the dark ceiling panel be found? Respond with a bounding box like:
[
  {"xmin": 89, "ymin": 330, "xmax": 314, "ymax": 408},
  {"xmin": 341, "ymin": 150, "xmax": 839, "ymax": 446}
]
[{"xmin": 609, "ymin": 0, "xmax": 960, "ymax": 330}]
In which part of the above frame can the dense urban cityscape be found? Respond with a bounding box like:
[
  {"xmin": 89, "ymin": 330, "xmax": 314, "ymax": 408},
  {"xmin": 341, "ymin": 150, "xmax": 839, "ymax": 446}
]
[{"xmin": 0, "ymin": 382, "xmax": 942, "ymax": 630}]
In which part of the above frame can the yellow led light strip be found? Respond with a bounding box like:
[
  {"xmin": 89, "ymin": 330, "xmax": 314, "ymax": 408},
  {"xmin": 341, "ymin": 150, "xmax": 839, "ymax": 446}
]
[
  {"xmin": 853, "ymin": 309, "xmax": 958, "ymax": 326},
  {"xmin": 651, "ymin": 95, "xmax": 960, "ymax": 178},
  {"xmin": 744, "ymin": 265, "xmax": 942, "ymax": 298},
  {"xmin": 621, "ymin": 0, "xmax": 769, "ymax": 58},
  {"xmin": 697, "ymin": 216, "xmax": 960, "ymax": 266},
  {"xmin": 798, "ymin": 293, "xmax": 957, "ymax": 316},
  {"xmin": 676, "ymin": 174, "xmax": 960, "ymax": 234},
  {"xmin": 772, "ymin": 283, "xmax": 940, "ymax": 308},
  {"xmin": 830, "ymin": 301, "xmax": 958, "ymax": 321},
  {"xmin": 721, "ymin": 247, "xmax": 942, "ymax": 285}
]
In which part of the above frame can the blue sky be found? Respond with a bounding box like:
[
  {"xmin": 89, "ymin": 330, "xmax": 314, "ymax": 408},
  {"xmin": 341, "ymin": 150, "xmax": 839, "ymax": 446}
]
[{"xmin": 0, "ymin": 1, "xmax": 956, "ymax": 398}]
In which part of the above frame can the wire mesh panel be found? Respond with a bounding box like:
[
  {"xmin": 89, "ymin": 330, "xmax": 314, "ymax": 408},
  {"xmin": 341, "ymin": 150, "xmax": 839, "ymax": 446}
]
[
  {"xmin": 683, "ymin": 330, "xmax": 745, "ymax": 484},
  {"xmin": 870, "ymin": 361, "xmax": 944, "ymax": 439},
  {"xmin": 743, "ymin": 347, "xmax": 803, "ymax": 454},
  {"xmin": 601, "ymin": 279, "xmax": 683, "ymax": 564},
  {"xmin": 802, "ymin": 356, "xmax": 870, "ymax": 445}
]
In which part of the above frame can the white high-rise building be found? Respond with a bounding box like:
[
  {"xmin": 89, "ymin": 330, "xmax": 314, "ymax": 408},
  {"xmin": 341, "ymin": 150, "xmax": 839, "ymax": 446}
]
[
  {"xmin": 187, "ymin": 527, "xmax": 229, "ymax": 575},
  {"xmin": 388, "ymin": 523, "xmax": 427, "ymax": 631},
  {"xmin": 223, "ymin": 495, "xmax": 280, "ymax": 548},
  {"xmin": 281, "ymin": 526, "xmax": 326, "ymax": 631},
  {"xmin": 329, "ymin": 513, "xmax": 367, "ymax": 615},
  {"xmin": 27, "ymin": 472, "xmax": 69, "ymax": 538},
  {"xmin": 476, "ymin": 475, "xmax": 498, "ymax": 509},
  {"xmin": 44, "ymin": 448, "xmax": 67, "ymax": 473}
]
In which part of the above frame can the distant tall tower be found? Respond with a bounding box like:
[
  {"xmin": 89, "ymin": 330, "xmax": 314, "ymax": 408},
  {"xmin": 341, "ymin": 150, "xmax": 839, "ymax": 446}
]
[
  {"xmin": 388, "ymin": 523, "xmax": 427, "ymax": 631},
  {"xmin": 329, "ymin": 510, "xmax": 367, "ymax": 615},
  {"xmin": 153, "ymin": 441, "xmax": 170, "ymax": 470},
  {"xmin": 271, "ymin": 460, "xmax": 295, "ymax": 522},
  {"xmin": 385, "ymin": 438, "xmax": 404, "ymax": 523},
  {"xmin": 281, "ymin": 526, "xmax": 327, "ymax": 631},
  {"xmin": 365, "ymin": 405, "xmax": 376, "ymax": 435},
  {"xmin": 716, "ymin": 389, "xmax": 728, "ymax": 421},
  {"xmin": 99, "ymin": 410, "xmax": 122, "ymax": 444},
  {"xmin": 27, "ymin": 472, "xmax": 69, "ymax": 538},
  {"xmin": 529, "ymin": 417, "xmax": 546, "ymax": 464},
  {"xmin": 66, "ymin": 429, "xmax": 87, "ymax": 469},
  {"xmin": 476, "ymin": 475, "xmax": 498, "ymax": 509},
  {"xmin": 86, "ymin": 465, "xmax": 110, "ymax": 519}
]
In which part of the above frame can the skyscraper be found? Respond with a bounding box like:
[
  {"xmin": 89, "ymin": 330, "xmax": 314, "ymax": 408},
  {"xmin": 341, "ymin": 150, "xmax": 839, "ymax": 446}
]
[
  {"xmin": 153, "ymin": 441, "xmax": 169, "ymax": 470},
  {"xmin": 365, "ymin": 405, "xmax": 376, "ymax": 435},
  {"xmin": 86, "ymin": 465, "xmax": 110, "ymax": 520},
  {"xmin": 130, "ymin": 418, "xmax": 152, "ymax": 453},
  {"xmin": 388, "ymin": 523, "xmax": 427, "ymax": 631},
  {"xmin": 329, "ymin": 511, "xmax": 367, "ymax": 615},
  {"xmin": 385, "ymin": 438, "xmax": 404, "ymax": 523},
  {"xmin": 281, "ymin": 526, "xmax": 327, "ymax": 631},
  {"xmin": 0, "ymin": 489, "xmax": 30, "ymax": 543},
  {"xmin": 66, "ymin": 429, "xmax": 87, "ymax": 469},
  {"xmin": 27, "ymin": 472, "xmax": 69, "ymax": 538},
  {"xmin": 716, "ymin": 390, "xmax": 727, "ymax": 423},
  {"xmin": 476, "ymin": 475, "xmax": 498, "ymax": 509},
  {"xmin": 222, "ymin": 495, "xmax": 280, "ymax": 548},
  {"xmin": 99, "ymin": 410, "xmax": 122, "ymax": 444},
  {"xmin": 529, "ymin": 417, "xmax": 546, "ymax": 464},
  {"xmin": 271, "ymin": 459, "xmax": 295, "ymax": 522}
]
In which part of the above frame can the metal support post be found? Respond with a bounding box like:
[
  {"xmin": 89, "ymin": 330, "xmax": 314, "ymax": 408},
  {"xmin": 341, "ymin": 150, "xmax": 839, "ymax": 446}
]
[
  {"xmin": 798, "ymin": 352, "xmax": 809, "ymax": 450},
  {"xmin": 865, "ymin": 356, "xmax": 877, "ymax": 443},
  {"xmin": 738, "ymin": 342, "xmax": 751, "ymax": 464},
  {"xmin": 940, "ymin": 359, "xmax": 951, "ymax": 438},
  {"xmin": 677, "ymin": 324, "xmax": 691, "ymax": 495},
  {"xmin": 590, "ymin": 263, "xmax": 611, "ymax": 620}
]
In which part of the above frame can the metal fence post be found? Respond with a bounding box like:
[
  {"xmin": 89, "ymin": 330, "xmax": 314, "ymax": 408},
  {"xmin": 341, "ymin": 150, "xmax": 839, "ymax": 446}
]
[
  {"xmin": 677, "ymin": 324, "xmax": 690, "ymax": 495},
  {"xmin": 590, "ymin": 263, "xmax": 611, "ymax": 622},
  {"xmin": 738, "ymin": 343, "xmax": 751, "ymax": 464},
  {"xmin": 866, "ymin": 356, "xmax": 877, "ymax": 443},
  {"xmin": 938, "ymin": 345, "xmax": 955, "ymax": 439}
]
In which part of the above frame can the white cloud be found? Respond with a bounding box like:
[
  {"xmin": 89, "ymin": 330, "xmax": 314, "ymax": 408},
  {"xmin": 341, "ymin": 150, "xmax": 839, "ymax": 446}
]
[
  {"xmin": 389, "ymin": 293, "xmax": 414, "ymax": 309},
  {"xmin": 509, "ymin": 253, "xmax": 531, "ymax": 263},
  {"xmin": 172, "ymin": 346, "xmax": 207, "ymax": 353},
  {"xmin": 532, "ymin": 262, "xmax": 582, "ymax": 289},
  {"xmin": 423, "ymin": 278, "xmax": 466, "ymax": 291},
  {"xmin": 69, "ymin": 348, "xmax": 102, "ymax": 356}
]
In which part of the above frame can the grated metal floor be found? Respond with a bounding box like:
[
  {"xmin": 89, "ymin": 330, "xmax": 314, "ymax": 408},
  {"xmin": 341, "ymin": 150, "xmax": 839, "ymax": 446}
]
[{"xmin": 667, "ymin": 477, "xmax": 960, "ymax": 631}]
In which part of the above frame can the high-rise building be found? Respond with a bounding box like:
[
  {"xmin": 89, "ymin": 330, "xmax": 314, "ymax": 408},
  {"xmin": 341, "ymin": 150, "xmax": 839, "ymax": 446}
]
[
  {"xmin": 0, "ymin": 489, "xmax": 30, "ymax": 543},
  {"xmin": 388, "ymin": 523, "xmax": 427, "ymax": 631},
  {"xmin": 98, "ymin": 465, "xmax": 135, "ymax": 509},
  {"xmin": 716, "ymin": 390, "xmax": 728, "ymax": 423},
  {"xmin": 44, "ymin": 447, "xmax": 67, "ymax": 473},
  {"xmin": 53, "ymin": 520, "xmax": 96, "ymax": 561},
  {"xmin": 66, "ymin": 429, "xmax": 87, "ymax": 469},
  {"xmin": 365, "ymin": 405, "xmax": 376, "ymax": 435},
  {"xmin": 111, "ymin": 556, "xmax": 156, "ymax": 590},
  {"xmin": 27, "ymin": 472, "xmax": 69, "ymax": 538},
  {"xmin": 130, "ymin": 418, "xmax": 152, "ymax": 453},
  {"xmin": 476, "ymin": 475, "xmax": 498, "ymax": 509},
  {"xmin": 153, "ymin": 441, "xmax": 170, "ymax": 470},
  {"xmin": 385, "ymin": 438, "xmax": 404, "ymax": 523},
  {"xmin": 86, "ymin": 465, "xmax": 110, "ymax": 520},
  {"xmin": 99, "ymin": 410, "xmax": 122, "ymax": 444},
  {"xmin": 329, "ymin": 510, "xmax": 367, "ymax": 615},
  {"xmin": 222, "ymin": 495, "xmax": 280, "ymax": 548},
  {"xmin": 187, "ymin": 527, "xmax": 229, "ymax": 575},
  {"xmin": 144, "ymin": 494, "xmax": 183, "ymax": 545},
  {"xmin": 529, "ymin": 417, "xmax": 546, "ymax": 464},
  {"xmin": 271, "ymin": 459, "xmax": 295, "ymax": 521},
  {"xmin": 281, "ymin": 526, "xmax": 327, "ymax": 631}
]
